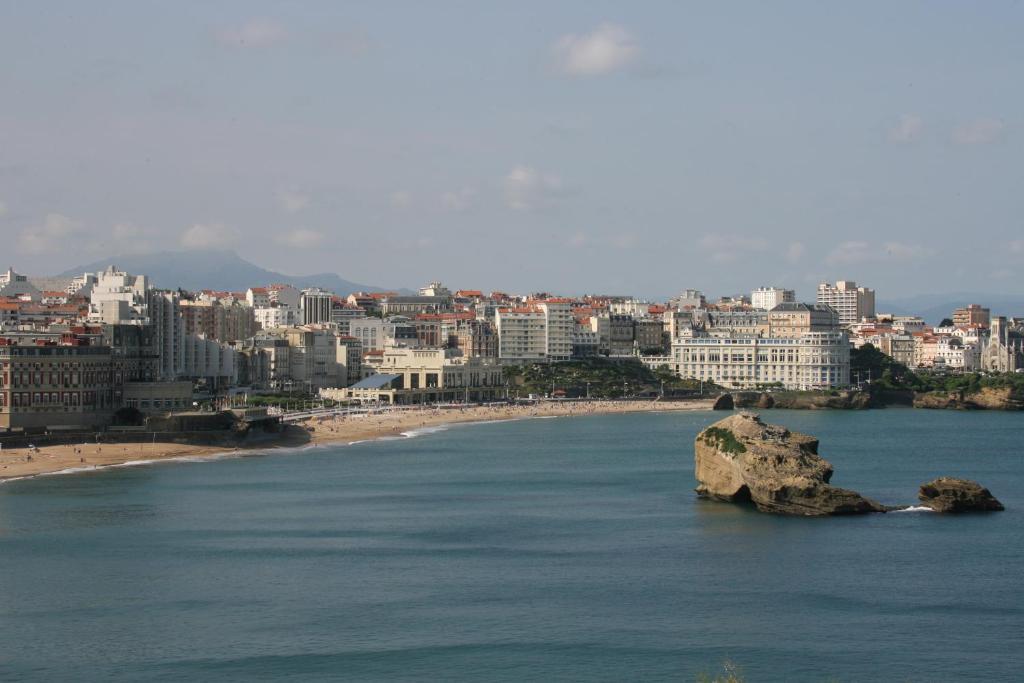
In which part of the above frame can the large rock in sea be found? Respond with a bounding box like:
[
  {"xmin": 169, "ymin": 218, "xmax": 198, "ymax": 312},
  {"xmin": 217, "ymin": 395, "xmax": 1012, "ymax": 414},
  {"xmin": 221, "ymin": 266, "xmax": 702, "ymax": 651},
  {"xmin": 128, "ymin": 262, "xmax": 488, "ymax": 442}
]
[
  {"xmin": 918, "ymin": 478, "xmax": 1005, "ymax": 512},
  {"xmin": 694, "ymin": 413, "xmax": 886, "ymax": 516}
]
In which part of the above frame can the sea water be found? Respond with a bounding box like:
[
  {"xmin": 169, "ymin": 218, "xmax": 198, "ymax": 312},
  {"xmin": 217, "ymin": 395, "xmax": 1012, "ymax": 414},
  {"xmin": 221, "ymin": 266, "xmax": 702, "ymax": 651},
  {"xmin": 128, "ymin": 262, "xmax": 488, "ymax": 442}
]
[{"xmin": 1, "ymin": 409, "xmax": 1022, "ymax": 682}]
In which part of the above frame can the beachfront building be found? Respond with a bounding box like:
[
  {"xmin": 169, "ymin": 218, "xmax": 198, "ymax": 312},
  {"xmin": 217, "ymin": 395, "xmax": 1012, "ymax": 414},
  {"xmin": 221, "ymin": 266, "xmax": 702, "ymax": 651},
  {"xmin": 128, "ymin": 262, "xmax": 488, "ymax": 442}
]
[
  {"xmin": 669, "ymin": 331, "xmax": 850, "ymax": 390},
  {"xmin": 0, "ymin": 334, "xmax": 116, "ymax": 431},
  {"xmin": 816, "ymin": 280, "xmax": 875, "ymax": 326},
  {"xmin": 300, "ymin": 288, "xmax": 334, "ymax": 325},
  {"xmin": 327, "ymin": 347, "xmax": 504, "ymax": 405}
]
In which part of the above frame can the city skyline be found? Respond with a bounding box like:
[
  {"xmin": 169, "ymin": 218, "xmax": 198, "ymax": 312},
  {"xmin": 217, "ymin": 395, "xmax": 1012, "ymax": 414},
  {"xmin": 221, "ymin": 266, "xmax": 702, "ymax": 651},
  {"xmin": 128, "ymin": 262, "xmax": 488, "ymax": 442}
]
[{"xmin": 2, "ymin": 2, "xmax": 1023, "ymax": 297}]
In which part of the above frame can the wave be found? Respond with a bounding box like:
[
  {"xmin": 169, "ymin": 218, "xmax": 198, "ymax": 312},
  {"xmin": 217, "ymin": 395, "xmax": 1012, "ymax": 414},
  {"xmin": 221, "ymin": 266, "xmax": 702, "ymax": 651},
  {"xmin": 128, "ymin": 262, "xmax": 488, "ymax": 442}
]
[{"xmin": 890, "ymin": 505, "xmax": 935, "ymax": 513}]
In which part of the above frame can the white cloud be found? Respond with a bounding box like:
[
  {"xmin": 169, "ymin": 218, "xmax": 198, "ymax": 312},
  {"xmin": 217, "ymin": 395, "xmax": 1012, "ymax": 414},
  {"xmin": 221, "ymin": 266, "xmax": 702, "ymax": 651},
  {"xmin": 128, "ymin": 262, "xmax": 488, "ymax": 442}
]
[
  {"xmin": 440, "ymin": 187, "xmax": 476, "ymax": 212},
  {"xmin": 786, "ymin": 242, "xmax": 806, "ymax": 264},
  {"xmin": 276, "ymin": 228, "xmax": 324, "ymax": 249},
  {"xmin": 278, "ymin": 189, "xmax": 310, "ymax": 213},
  {"xmin": 18, "ymin": 213, "xmax": 82, "ymax": 254},
  {"xmin": 390, "ymin": 191, "xmax": 413, "ymax": 209},
  {"xmin": 826, "ymin": 240, "xmax": 934, "ymax": 265},
  {"xmin": 551, "ymin": 23, "xmax": 638, "ymax": 76},
  {"xmin": 503, "ymin": 165, "xmax": 563, "ymax": 211},
  {"xmin": 217, "ymin": 19, "xmax": 288, "ymax": 48},
  {"xmin": 180, "ymin": 223, "xmax": 239, "ymax": 249},
  {"xmin": 1010, "ymin": 240, "xmax": 1024, "ymax": 254},
  {"xmin": 699, "ymin": 234, "xmax": 768, "ymax": 265},
  {"xmin": 952, "ymin": 118, "xmax": 1005, "ymax": 145},
  {"xmin": 889, "ymin": 114, "xmax": 923, "ymax": 143}
]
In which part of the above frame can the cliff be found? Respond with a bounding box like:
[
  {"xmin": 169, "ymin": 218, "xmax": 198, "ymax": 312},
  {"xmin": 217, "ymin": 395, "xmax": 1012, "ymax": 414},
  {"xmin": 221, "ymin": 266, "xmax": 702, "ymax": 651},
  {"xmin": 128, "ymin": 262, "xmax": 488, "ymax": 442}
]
[
  {"xmin": 694, "ymin": 413, "xmax": 886, "ymax": 516},
  {"xmin": 912, "ymin": 386, "xmax": 1024, "ymax": 411}
]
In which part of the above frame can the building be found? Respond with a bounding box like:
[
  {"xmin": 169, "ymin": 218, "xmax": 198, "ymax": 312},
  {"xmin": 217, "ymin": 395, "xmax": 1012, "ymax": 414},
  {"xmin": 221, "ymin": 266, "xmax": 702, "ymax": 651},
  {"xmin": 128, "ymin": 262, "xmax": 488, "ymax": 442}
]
[
  {"xmin": 0, "ymin": 268, "xmax": 41, "ymax": 301},
  {"xmin": 767, "ymin": 303, "xmax": 839, "ymax": 338},
  {"xmin": 670, "ymin": 331, "xmax": 850, "ymax": 390},
  {"xmin": 300, "ymin": 288, "xmax": 334, "ymax": 325},
  {"xmin": 751, "ymin": 287, "xmax": 795, "ymax": 311},
  {"xmin": 254, "ymin": 304, "xmax": 300, "ymax": 330},
  {"xmin": 981, "ymin": 317, "xmax": 1024, "ymax": 372},
  {"xmin": 87, "ymin": 267, "xmax": 151, "ymax": 324},
  {"xmin": 953, "ymin": 304, "xmax": 990, "ymax": 329},
  {"xmin": 537, "ymin": 299, "xmax": 573, "ymax": 362},
  {"xmin": 329, "ymin": 347, "xmax": 503, "ymax": 405},
  {"xmin": 816, "ymin": 281, "xmax": 875, "ymax": 326},
  {"xmin": 378, "ymin": 295, "xmax": 453, "ymax": 316},
  {"xmin": 1, "ymin": 334, "xmax": 116, "ymax": 431},
  {"xmin": 495, "ymin": 307, "xmax": 547, "ymax": 362},
  {"xmin": 671, "ymin": 290, "xmax": 705, "ymax": 311}
]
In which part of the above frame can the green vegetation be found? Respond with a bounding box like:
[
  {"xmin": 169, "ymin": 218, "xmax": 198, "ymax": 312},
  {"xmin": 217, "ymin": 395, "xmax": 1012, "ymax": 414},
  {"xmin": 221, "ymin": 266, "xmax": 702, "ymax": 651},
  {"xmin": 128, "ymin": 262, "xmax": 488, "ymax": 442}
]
[
  {"xmin": 502, "ymin": 358, "xmax": 719, "ymax": 399},
  {"xmin": 851, "ymin": 344, "xmax": 1024, "ymax": 397},
  {"xmin": 702, "ymin": 426, "xmax": 747, "ymax": 454}
]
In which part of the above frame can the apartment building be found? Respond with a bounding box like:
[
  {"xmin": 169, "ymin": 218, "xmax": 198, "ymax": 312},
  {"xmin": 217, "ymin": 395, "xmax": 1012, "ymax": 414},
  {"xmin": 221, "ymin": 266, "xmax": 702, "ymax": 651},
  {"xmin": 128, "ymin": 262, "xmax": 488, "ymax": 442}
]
[
  {"xmin": 537, "ymin": 299, "xmax": 573, "ymax": 361},
  {"xmin": 495, "ymin": 307, "xmax": 547, "ymax": 362},
  {"xmin": 816, "ymin": 280, "xmax": 875, "ymax": 325},
  {"xmin": 751, "ymin": 287, "xmax": 795, "ymax": 311},
  {"xmin": 953, "ymin": 304, "xmax": 990, "ymax": 329}
]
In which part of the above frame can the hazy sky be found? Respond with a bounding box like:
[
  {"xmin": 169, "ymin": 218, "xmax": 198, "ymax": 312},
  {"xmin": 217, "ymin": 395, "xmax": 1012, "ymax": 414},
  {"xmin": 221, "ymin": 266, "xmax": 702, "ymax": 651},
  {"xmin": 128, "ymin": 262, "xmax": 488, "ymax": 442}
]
[{"xmin": 1, "ymin": 2, "xmax": 1021, "ymax": 299}]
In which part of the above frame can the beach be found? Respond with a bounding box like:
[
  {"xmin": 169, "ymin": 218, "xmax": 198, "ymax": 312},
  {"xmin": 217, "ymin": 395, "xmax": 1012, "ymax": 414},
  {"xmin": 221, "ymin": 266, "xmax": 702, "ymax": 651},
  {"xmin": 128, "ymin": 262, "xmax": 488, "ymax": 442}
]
[{"xmin": 0, "ymin": 399, "xmax": 714, "ymax": 482}]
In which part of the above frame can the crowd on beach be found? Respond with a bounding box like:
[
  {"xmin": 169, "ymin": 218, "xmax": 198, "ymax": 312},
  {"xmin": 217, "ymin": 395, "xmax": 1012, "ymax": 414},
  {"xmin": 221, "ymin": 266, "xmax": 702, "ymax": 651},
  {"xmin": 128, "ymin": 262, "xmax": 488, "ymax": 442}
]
[{"xmin": 1, "ymin": 399, "xmax": 714, "ymax": 481}]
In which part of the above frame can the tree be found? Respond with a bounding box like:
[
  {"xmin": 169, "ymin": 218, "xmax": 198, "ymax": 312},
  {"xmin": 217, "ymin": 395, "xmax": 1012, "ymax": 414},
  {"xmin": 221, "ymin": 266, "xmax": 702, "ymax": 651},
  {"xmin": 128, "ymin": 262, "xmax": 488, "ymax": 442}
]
[{"xmin": 939, "ymin": 318, "xmax": 954, "ymax": 328}]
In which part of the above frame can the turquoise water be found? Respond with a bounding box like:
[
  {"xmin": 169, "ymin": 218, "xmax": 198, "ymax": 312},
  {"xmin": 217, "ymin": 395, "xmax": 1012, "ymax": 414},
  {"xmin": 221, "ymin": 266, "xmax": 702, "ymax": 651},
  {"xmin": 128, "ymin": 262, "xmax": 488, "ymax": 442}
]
[{"xmin": 1, "ymin": 409, "xmax": 1022, "ymax": 682}]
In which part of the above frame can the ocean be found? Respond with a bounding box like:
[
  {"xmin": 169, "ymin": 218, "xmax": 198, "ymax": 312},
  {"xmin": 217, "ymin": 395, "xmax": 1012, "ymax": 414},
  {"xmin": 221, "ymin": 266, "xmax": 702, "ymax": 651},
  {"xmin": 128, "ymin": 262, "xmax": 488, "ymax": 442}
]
[{"xmin": 1, "ymin": 409, "xmax": 1022, "ymax": 682}]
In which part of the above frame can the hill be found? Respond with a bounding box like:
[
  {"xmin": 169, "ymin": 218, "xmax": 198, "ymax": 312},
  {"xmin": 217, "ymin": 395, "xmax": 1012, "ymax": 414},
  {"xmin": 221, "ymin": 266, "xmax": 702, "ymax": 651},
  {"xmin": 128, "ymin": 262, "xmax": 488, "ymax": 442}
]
[
  {"xmin": 878, "ymin": 292, "xmax": 1024, "ymax": 324},
  {"xmin": 56, "ymin": 250, "xmax": 406, "ymax": 295}
]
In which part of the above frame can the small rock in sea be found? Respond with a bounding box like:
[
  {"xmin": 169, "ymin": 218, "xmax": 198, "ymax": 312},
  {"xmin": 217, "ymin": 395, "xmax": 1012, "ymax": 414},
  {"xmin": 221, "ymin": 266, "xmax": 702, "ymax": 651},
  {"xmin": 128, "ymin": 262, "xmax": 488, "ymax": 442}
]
[{"xmin": 918, "ymin": 477, "xmax": 1004, "ymax": 513}]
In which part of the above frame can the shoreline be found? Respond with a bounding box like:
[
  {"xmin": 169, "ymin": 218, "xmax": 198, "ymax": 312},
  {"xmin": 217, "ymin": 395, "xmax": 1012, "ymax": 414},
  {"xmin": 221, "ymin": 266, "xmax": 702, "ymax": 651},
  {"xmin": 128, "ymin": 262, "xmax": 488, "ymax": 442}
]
[{"xmin": 0, "ymin": 399, "xmax": 715, "ymax": 484}]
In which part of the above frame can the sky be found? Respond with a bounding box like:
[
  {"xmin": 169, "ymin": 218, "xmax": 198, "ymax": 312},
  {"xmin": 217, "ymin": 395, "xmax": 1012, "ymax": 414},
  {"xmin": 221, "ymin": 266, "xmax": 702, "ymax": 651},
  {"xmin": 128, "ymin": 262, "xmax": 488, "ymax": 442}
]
[{"xmin": 1, "ymin": 1, "xmax": 1022, "ymax": 300}]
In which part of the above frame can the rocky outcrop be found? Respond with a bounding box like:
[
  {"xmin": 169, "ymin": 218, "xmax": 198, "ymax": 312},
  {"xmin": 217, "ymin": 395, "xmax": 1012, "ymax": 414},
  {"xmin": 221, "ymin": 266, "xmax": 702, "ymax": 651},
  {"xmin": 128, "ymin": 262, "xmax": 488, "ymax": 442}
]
[
  {"xmin": 694, "ymin": 413, "xmax": 886, "ymax": 516},
  {"xmin": 730, "ymin": 390, "xmax": 871, "ymax": 410},
  {"xmin": 913, "ymin": 387, "xmax": 1024, "ymax": 411},
  {"xmin": 918, "ymin": 478, "xmax": 1005, "ymax": 512},
  {"xmin": 712, "ymin": 393, "xmax": 734, "ymax": 410}
]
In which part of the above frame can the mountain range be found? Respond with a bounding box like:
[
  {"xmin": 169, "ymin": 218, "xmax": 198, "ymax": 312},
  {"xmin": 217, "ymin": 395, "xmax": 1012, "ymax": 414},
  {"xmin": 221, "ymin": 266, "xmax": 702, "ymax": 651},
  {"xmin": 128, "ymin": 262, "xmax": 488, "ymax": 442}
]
[
  {"xmin": 56, "ymin": 250, "xmax": 409, "ymax": 295},
  {"xmin": 878, "ymin": 292, "xmax": 1024, "ymax": 325}
]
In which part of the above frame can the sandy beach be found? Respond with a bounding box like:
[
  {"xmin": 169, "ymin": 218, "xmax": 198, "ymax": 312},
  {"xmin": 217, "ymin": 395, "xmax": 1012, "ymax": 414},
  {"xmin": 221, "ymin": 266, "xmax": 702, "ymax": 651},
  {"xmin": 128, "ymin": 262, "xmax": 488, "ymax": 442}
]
[{"xmin": 0, "ymin": 399, "xmax": 714, "ymax": 482}]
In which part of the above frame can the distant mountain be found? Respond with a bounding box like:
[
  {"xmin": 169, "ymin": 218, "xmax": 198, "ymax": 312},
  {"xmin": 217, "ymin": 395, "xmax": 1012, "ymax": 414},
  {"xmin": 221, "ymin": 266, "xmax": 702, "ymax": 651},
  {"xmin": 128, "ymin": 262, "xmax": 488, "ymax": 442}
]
[
  {"xmin": 57, "ymin": 250, "xmax": 409, "ymax": 295},
  {"xmin": 878, "ymin": 292, "xmax": 1024, "ymax": 324}
]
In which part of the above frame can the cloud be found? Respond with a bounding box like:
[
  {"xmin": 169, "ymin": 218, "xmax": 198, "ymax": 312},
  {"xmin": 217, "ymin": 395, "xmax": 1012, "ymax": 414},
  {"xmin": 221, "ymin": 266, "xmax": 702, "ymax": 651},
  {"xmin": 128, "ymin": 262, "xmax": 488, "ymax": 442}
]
[
  {"xmin": 826, "ymin": 240, "xmax": 934, "ymax": 265},
  {"xmin": 1010, "ymin": 240, "xmax": 1024, "ymax": 254},
  {"xmin": 952, "ymin": 118, "xmax": 1005, "ymax": 145},
  {"xmin": 180, "ymin": 223, "xmax": 239, "ymax": 249},
  {"xmin": 440, "ymin": 187, "xmax": 476, "ymax": 212},
  {"xmin": 390, "ymin": 190, "xmax": 413, "ymax": 209},
  {"xmin": 278, "ymin": 189, "xmax": 310, "ymax": 213},
  {"xmin": 889, "ymin": 114, "xmax": 923, "ymax": 143},
  {"xmin": 551, "ymin": 23, "xmax": 638, "ymax": 76},
  {"xmin": 217, "ymin": 19, "xmax": 288, "ymax": 48},
  {"xmin": 18, "ymin": 213, "xmax": 82, "ymax": 254},
  {"xmin": 503, "ymin": 165, "xmax": 564, "ymax": 211},
  {"xmin": 276, "ymin": 228, "xmax": 324, "ymax": 249},
  {"xmin": 0, "ymin": 199, "xmax": 7, "ymax": 218},
  {"xmin": 786, "ymin": 242, "xmax": 806, "ymax": 264},
  {"xmin": 698, "ymin": 234, "xmax": 768, "ymax": 263}
]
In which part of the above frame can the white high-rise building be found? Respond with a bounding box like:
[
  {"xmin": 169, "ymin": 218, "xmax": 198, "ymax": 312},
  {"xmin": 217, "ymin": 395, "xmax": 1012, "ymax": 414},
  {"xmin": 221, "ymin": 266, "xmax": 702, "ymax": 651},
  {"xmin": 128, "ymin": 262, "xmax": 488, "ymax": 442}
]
[
  {"xmin": 87, "ymin": 267, "xmax": 151, "ymax": 324},
  {"xmin": 816, "ymin": 280, "xmax": 875, "ymax": 326},
  {"xmin": 537, "ymin": 299, "xmax": 573, "ymax": 362},
  {"xmin": 495, "ymin": 307, "xmax": 547, "ymax": 362},
  {"xmin": 751, "ymin": 287, "xmax": 795, "ymax": 311}
]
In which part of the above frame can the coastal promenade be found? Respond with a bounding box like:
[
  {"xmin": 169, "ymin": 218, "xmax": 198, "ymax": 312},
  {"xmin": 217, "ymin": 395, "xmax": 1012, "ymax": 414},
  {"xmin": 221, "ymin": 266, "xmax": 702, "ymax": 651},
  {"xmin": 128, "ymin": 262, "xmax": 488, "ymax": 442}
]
[{"xmin": 0, "ymin": 399, "xmax": 715, "ymax": 483}]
